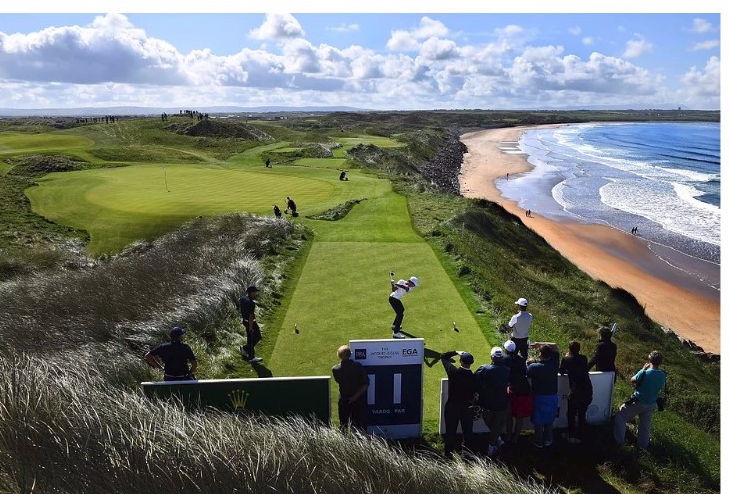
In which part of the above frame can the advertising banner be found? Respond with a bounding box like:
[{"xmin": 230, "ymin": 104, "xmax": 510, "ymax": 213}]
[
  {"xmin": 349, "ymin": 338, "xmax": 425, "ymax": 439},
  {"xmin": 142, "ymin": 376, "xmax": 330, "ymax": 424},
  {"xmin": 439, "ymin": 371, "xmax": 614, "ymax": 433}
]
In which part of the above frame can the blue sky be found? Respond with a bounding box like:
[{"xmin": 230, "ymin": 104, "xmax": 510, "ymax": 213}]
[{"xmin": 0, "ymin": 9, "xmax": 721, "ymax": 110}]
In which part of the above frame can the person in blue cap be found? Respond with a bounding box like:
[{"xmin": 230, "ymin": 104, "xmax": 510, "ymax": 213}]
[
  {"xmin": 144, "ymin": 326, "xmax": 198, "ymax": 381},
  {"xmin": 440, "ymin": 349, "xmax": 478, "ymax": 458}
]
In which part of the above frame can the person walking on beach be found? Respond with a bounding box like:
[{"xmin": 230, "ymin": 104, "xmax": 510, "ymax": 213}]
[
  {"xmin": 527, "ymin": 342, "xmax": 560, "ymax": 448},
  {"xmin": 388, "ymin": 276, "xmax": 419, "ymax": 338},
  {"xmin": 239, "ymin": 285, "xmax": 263, "ymax": 363},
  {"xmin": 508, "ymin": 297, "xmax": 532, "ymax": 359},
  {"xmin": 559, "ymin": 341, "xmax": 593, "ymax": 444},
  {"xmin": 503, "ymin": 339, "xmax": 532, "ymax": 443},
  {"xmin": 144, "ymin": 326, "xmax": 198, "ymax": 381},
  {"xmin": 440, "ymin": 350, "xmax": 478, "ymax": 458},
  {"xmin": 613, "ymin": 351, "xmax": 666, "ymax": 450},
  {"xmin": 332, "ymin": 345, "xmax": 369, "ymax": 434}
]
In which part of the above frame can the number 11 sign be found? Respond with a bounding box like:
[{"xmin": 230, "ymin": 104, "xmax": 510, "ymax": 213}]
[{"xmin": 349, "ymin": 338, "xmax": 425, "ymax": 439}]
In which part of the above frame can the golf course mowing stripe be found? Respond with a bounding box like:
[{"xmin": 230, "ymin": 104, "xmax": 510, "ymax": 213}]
[{"xmin": 268, "ymin": 240, "xmax": 488, "ymax": 425}]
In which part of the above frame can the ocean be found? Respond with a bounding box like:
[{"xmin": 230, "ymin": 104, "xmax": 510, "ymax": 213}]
[{"xmin": 497, "ymin": 122, "xmax": 720, "ymax": 290}]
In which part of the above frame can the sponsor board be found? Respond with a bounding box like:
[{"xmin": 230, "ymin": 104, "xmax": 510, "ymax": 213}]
[
  {"xmin": 350, "ymin": 338, "xmax": 425, "ymax": 439},
  {"xmin": 142, "ymin": 376, "xmax": 330, "ymax": 424}
]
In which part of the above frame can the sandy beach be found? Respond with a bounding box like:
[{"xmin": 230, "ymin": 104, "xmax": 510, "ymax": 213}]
[{"xmin": 459, "ymin": 126, "xmax": 720, "ymax": 355}]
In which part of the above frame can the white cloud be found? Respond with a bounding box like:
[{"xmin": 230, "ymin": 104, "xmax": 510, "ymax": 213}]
[
  {"xmin": 386, "ymin": 16, "xmax": 449, "ymax": 51},
  {"xmin": 327, "ymin": 24, "xmax": 359, "ymax": 33},
  {"xmin": 582, "ymin": 37, "xmax": 596, "ymax": 46},
  {"xmin": 687, "ymin": 18, "xmax": 713, "ymax": 34},
  {"xmin": 679, "ymin": 56, "xmax": 720, "ymax": 103},
  {"xmin": 495, "ymin": 25, "xmax": 524, "ymax": 38},
  {"xmin": 568, "ymin": 26, "xmax": 581, "ymax": 36},
  {"xmin": 249, "ymin": 13, "xmax": 305, "ymax": 40},
  {"xmin": 623, "ymin": 34, "xmax": 653, "ymax": 58},
  {"xmin": 419, "ymin": 37, "xmax": 459, "ymax": 61},
  {"xmin": 689, "ymin": 40, "xmax": 720, "ymax": 51}
]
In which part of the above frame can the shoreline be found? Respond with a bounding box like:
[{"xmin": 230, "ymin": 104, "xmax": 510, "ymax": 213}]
[{"xmin": 458, "ymin": 126, "xmax": 720, "ymax": 355}]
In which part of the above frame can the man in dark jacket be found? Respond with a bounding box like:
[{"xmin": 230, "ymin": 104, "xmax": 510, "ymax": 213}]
[
  {"xmin": 144, "ymin": 326, "xmax": 197, "ymax": 381},
  {"xmin": 559, "ymin": 341, "xmax": 594, "ymax": 444},
  {"xmin": 332, "ymin": 345, "xmax": 370, "ymax": 433},
  {"xmin": 588, "ymin": 326, "xmax": 617, "ymax": 376},
  {"xmin": 239, "ymin": 285, "xmax": 263, "ymax": 363},
  {"xmin": 441, "ymin": 350, "xmax": 478, "ymax": 458},
  {"xmin": 474, "ymin": 346, "xmax": 511, "ymax": 456}
]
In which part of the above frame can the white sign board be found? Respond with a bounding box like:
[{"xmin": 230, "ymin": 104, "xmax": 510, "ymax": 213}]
[
  {"xmin": 350, "ymin": 338, "xmax": 425, "ymax": 439},
  {"xmin": 439, "ymin": 371, "xmax": 614, "ymax": 433}
]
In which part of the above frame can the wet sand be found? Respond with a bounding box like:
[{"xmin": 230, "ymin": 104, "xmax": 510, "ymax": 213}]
[{"xmin": 459, "ymin": 126, "xmax": 720, "ymax": 354}]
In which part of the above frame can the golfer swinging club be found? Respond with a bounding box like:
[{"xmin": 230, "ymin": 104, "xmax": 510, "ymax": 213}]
[{"xmin": 389, "ymin": 275, "xmax": 419, "ymax": 339}]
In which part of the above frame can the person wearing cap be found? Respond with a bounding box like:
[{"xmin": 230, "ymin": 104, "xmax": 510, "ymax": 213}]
[
  {"xmin": 559, "ymin": 341, "xmax": 594, "ymax": 444},
  {"xmin": 388, "ymin": 276, "xmax": 419, "ymax": 339},
  {"xmin": 474, "ymin": 346, "xmax": 511, "ymax": 456},
  {"xmin": 144, "ymin": 326, "xmax": 197, "ymax": 381},
  {"xmin": 588, "ymin": 326, "xmax": 618, "ymax": 379},
  {"xmin": 239, "ymin": 285, "xmax": 263, "ymax": 363},
  {"xmin": 526, "ymin": 341, "xmax": 560, "ymax": 448},
  {"xmin": 613, "ymin": 350, "xmax": 666, "ymax": 450},
  {"xmin": 440, "ymin": 349, "xmax": 478, "ymax": 458},
  {"xmin": 502, "ymin": 339, "xmax": 532, "ymax": 443},
  {"xmin": 508, "ymin": 298, "xmax": 533, "ymax": 360},
  {"xmin": 332, "ymin": 345, "xmax": 370, "ymax": 433}
]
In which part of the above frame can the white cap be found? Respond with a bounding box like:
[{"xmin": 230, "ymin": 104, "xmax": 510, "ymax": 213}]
[
  {"xmin": 515, "ymin": 297, "xmax": 528, "ymax": 306},
  {"xmin": 490, "ymin": 346, "xmax": 504, "ymax": 358},
  {"xmin": 409, "ymin": 276, "xmax": 419, "ymax": 287},
  {"xmin": 504, "ymin": 340, "xmax": 517, "ymax": 353}
]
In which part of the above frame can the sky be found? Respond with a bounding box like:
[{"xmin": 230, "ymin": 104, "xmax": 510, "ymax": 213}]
[{"xmin": 0, "ymin": 6, "xmax": 723, "ymax": 110}]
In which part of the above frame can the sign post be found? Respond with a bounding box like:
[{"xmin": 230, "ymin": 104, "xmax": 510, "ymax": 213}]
[{"xmin": 350, "ymin": 338, "xmax": 424, "ymax": 439}]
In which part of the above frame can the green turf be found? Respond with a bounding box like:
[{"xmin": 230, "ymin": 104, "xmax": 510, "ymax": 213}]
[{"xmin": 0, "ymin": 132, "xmax": 93, "ymax": 155}]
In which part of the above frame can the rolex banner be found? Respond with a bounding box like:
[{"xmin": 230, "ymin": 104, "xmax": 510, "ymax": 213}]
[
  {"xmin": 349, "ymin": 338, "xmax": 425, "ymax": 439},
  {"xmin": 142, "ymin": 376, "xmax": 330, "ymax": 424}
]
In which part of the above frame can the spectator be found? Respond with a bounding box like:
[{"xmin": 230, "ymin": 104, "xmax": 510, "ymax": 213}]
[
  {"xmin": 440, "ymin": 350, "xmax": 478, "ymax": 458},
  {"xmin": 526, "ymin": 342, "xmax": 560, "ymax": 448},
  {"xmin": 588, "ymin": 326, "xmax": 618, "ymax": 377},
  {"xmin": 502, "ymin": 339, "xmax": 532, "ymax": 443},
  {"xmin": 508, "ymin": 298, "xmax": 533, "ymax": 359},
  {"xmin": 474, "ymin": 346, "xmax": 511, "ymax": 456},
  {"xmin": 273, "ymin": 205, "xmax": 282, "ymax": 218},
  {"xmin": 144, "ymin": 326, "xmax": 197, "ymax": 381},
  {"xmin": 613, "ymin": 351, "xmax": 667, "ymax": 450},
  {"xmin": 559, "ymin": 341, "xmax": 594, "ymax": 444},
  {"xmin": 239, "ymin": 285, "xmax": 263, "ymax": 363},
  {"xmin": 331, "ymin": 345, "xmax": 369, "ymax": 433}
]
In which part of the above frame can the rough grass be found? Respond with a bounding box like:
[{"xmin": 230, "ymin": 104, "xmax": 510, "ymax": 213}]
[{"xmin": 0, "ymin": 355, "xmax": 559, "ymax": 494}]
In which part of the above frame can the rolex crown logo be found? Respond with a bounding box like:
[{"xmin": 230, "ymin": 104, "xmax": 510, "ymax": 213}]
[{"xmin": 228, "ymin": 389, "xmax": 249, "ymax": 410}]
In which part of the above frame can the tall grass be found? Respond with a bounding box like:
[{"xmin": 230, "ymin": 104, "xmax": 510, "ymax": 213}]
[
  {"xmin": 0, "ymin": 214, "xmax": 296, "ymax": 360},
  {"xmin": 0, "ymin": 355, "xmax": 558, "ymax": 494}
]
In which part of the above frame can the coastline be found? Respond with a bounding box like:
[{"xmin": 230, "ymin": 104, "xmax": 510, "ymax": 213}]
[{"xmin": 459, "ymin": 126, "xmax": 720, "ymax": 355}]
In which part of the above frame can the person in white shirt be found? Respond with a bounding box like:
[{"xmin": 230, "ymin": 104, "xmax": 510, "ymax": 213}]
[
  {"xmin": 508, "ymin": 297, "xmax": 533, "ymax": 359},
  {"xmin": 388, "ymin": 276, "xmax": 419, "ymax": 338}
]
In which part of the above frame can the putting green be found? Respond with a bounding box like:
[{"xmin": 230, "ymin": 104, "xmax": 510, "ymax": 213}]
[{"xmin": 27, "ymin": 163, "xmax": 390, "ymax": 254}]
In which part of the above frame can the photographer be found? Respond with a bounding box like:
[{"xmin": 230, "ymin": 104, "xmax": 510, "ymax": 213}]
[{"xmin": 613, "ymin": 350, "xmax": 666, "ymax": 450}]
